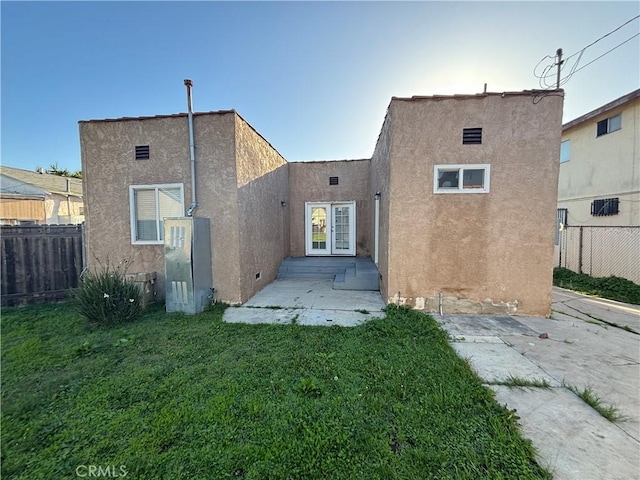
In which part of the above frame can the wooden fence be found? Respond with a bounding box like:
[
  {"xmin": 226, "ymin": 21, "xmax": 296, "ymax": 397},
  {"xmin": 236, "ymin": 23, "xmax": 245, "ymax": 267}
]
[{"xmin": 1, "ymin": 224, "xmax": 84, "ymax": 306}]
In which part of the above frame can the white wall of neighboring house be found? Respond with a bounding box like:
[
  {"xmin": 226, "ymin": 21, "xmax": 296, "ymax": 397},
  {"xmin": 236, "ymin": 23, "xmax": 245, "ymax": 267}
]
[
  {"xmin": 558, "ymin": 90, "xmax": 640, "ymax": 226},
  {"xmin": 0, "ymin": 168, "xmax": 85, "ymax": 225}
]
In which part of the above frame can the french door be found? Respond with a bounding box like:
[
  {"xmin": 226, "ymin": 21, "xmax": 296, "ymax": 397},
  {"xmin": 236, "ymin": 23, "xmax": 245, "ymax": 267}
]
[{"xmin": 305, "ymin": 202, "xmax": 356, "ymax": 256}]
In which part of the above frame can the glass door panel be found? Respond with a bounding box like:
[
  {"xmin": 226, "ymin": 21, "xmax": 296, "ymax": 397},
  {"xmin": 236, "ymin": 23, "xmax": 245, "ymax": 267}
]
[
  {"xmin": 306, "ymin": 204, "xmax": 330, "ymax": 255},
  {"xmin": 332, "ymin": 203, "xmax": 355, "ymax": 255}
]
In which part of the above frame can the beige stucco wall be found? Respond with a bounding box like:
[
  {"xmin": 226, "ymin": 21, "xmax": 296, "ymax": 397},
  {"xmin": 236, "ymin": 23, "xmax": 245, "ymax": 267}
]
[
  {"xmin": 384, "ymin": 94, "xmax": 563, "ymax": 316},
  {"xmin": 289, "ymin": 159, "xmax": 371, "ymax": 257},
  {"xmin": 234, "ymin": 115, "xmax": 290, "ymax": 303},
  {"xmin": 370, "ymin": 109, "xmax": 393, "ymax": 302},
  {"xmin": 559, "ymin": 97, "xmax": 640, "ymax": 226},
  {"xmin": 45, "ymin": 194, "xmax": 85, "ymax": 224},
  {"xmin": 80, "ymin": 112, "xmax": 242, "ymax": 302}
]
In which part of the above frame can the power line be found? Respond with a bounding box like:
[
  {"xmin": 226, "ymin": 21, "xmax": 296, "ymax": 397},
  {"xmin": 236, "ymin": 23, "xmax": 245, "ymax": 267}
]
[
  {"xmin": 569, "ymin": 33, "xmax": 639, "ymax": 77},
  {"xmin": 564, "ymin": 14, "xmax": 639, "ymax": 63},
  {"xmin": 533, "ymin": 15, "xmax": 640, "ymax": 90}
]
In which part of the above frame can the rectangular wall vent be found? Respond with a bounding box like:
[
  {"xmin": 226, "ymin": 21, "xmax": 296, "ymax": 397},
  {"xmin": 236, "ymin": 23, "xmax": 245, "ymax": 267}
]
[
  {"xmin": 329, "ymin": 176, "xmax": 339, "ymax": 185},
  {"xmin": 591, "ymin": 198, "xmax": 619, "ymax": 216},
  {"xmin": 135, "ymin": 145, "xmax": 150, "ymax": 160},
  {"xmin": 462, "ymin": 128, "xmax": 482, "ymax": 145}
]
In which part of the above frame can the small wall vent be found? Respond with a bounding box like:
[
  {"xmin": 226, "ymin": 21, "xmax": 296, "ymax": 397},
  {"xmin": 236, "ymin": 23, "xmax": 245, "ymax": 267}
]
[
  {"xmin": 329, "ymin": 176, "xmax": 339, "ymax": 185},
  {"xmin": 462, "ymin": 128, "xmax": 482, "ymax": 145},
  {"xmin": 135, "ymin": 145, "xmax": 150, "ymax": 160}
]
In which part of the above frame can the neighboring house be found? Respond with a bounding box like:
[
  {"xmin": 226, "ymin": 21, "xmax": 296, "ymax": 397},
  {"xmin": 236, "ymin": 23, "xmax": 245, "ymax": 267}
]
[
  {"xmin": 0, "ymin": 166, "xmax": 85, "ymax": 225},
  {"xmin": 80, "ymin": 90, "xmax": 563, "ymax": 316},
  {"xmin": 558, "ymin": 89, "xmax": 640, "ymax": 226}
]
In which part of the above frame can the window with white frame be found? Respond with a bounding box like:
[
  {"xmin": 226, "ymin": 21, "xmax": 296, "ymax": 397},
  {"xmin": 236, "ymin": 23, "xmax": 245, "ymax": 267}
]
[
  {"xmin": 434, "ymin": 164, "xmax": 490, "ymax": 194},
  {"xmin": 129, "ymin": 184, "xmax": 184, "ymax": 244},
  {"xmin": 560, "ymin": 139, "xmax": 570, "ymax": 163}
]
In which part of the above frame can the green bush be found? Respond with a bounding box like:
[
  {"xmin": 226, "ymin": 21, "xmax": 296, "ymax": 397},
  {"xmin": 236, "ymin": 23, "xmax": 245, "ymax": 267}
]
[
  {"xmin": 72, "ymin": 260, "xmax": 144, "ymax": 325},
  {"xmin": 553, "ymin": 267, "xmax": 640, "ymax": 305}
]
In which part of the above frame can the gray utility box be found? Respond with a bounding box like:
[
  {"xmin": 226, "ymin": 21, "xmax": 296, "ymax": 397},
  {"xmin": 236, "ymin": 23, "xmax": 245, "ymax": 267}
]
[{"xmin": 164, "ymin": 217, "xmax": 212, "ymax": 314}]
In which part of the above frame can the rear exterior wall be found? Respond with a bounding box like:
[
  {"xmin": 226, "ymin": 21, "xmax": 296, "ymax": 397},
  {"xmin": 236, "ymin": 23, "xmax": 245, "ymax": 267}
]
[
  {"xmin": 80, "ymin": 112, "xmax": 243, "ymax": 302},
  {"xmin": 234, "ymin": 115, "xmax": 290, "ymax": 303},
  {"xmin": 370, "ymin": 111, "xmax": 393, "ymax": 302},
  {"xmin": 289, "ymin": 160, "xmax": 371, "ymax": 257},
  {"xmin": 386, "ymin": 94, "xmax": 563, "ymax": 316}
]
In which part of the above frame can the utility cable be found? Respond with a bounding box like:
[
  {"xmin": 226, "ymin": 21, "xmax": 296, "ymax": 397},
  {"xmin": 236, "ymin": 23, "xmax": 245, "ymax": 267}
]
[{"xmin": 533, "ymin": 15, "xmax": 640, "ymax": 89}]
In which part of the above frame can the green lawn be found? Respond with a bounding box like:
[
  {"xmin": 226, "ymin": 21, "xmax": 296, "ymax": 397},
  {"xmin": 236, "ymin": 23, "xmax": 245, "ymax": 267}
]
[{"xmin": 2, "ymin": 302, "xmax": 550, "ymax": 479}]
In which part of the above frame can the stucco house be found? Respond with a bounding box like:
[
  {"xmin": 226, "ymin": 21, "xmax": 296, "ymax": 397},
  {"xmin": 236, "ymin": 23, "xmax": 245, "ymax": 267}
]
[
  {"xmin": 80, "ymin": 89, "xmax": 563, "ymax": 316},
  {"xmin": 0, "ymin": 166, "xmax": 85, "ymax": 225},
  {"xmin": 558, "ymin": 88, "xmax": 640, "ymax": 226}
]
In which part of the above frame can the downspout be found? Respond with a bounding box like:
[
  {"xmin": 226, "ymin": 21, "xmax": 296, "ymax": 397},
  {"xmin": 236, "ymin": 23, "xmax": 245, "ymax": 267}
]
[
  {"xmin": 374, "ymin": 192, "xmax": 380, "ymax": 265},
  {"xmin": 184, "ymin": 79, "xmax": 197, "ymax": 216}
]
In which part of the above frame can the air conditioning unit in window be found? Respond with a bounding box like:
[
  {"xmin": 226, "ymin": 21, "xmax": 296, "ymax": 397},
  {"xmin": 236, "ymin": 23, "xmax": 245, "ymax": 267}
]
[{"xmin": 164, "ymin": 217, "xmax": 212, "ymax": 314}]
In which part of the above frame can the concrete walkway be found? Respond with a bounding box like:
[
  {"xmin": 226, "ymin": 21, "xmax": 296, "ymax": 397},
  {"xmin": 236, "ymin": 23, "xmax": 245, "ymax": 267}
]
[{"xmin": 438, "ymin": 287, "xmax": 640, "ymax": 480}]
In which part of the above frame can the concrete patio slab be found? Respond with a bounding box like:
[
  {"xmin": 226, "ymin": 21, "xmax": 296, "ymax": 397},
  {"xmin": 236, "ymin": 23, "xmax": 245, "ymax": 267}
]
[{"xmin": 223, "ymin": 278, "xmax": 385, "ymax": 327}]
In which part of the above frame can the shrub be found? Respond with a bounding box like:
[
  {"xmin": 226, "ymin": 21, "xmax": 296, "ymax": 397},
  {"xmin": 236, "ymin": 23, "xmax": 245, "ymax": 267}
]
[
  {"xmin": 72, "ymin": 260, "xmax": 144, "ymax": 325},
  {"xmin": 553, "ymin": 267, "xmax": 640, "ymax": 305}
]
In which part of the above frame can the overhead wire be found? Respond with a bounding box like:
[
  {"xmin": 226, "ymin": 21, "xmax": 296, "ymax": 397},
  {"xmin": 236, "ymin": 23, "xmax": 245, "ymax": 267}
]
[{"xmin": 532, "ymin": 15, "xmax": 640, "ymax": 92}]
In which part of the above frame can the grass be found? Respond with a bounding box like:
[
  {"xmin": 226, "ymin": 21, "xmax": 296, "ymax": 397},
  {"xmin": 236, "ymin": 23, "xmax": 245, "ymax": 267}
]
[
  {"xmin": 487, "ymin": 376, "xmax": 551, "ymax": 389},
  {"xmin": 565, "ymin": 384, "xmax": 624, "ymax": 423},
  {"xmin": 2, "ymin": 303, "xmax": 551, "ymax": 479},
  {"xmin": 553, "ymin": 267, "xmax": 640, "ymax": 305}
]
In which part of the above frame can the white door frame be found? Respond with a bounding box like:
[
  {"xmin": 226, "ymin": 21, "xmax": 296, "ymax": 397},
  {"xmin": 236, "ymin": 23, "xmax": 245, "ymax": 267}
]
[{"xmin": 305, "ymin": 201, "xmax": 356, "ymax": 256}]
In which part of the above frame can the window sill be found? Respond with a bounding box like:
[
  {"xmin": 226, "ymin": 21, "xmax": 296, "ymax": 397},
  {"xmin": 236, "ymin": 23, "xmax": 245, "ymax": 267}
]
[{"xmin": 434, "ymin": 189, "xmax": 490, "ymax": 194}]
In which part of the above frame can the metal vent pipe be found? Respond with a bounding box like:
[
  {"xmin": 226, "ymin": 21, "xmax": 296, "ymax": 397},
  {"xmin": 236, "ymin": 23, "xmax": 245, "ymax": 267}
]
[{"xmin": 184, "ymin": 79, "xmax": 197, "ymax": 216}]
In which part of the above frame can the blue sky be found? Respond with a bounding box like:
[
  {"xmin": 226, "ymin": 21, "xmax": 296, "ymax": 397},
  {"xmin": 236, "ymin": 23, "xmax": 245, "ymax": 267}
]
[{"xmin": 1, "ymin": 1, "xmax": 639, "ymax": 173}]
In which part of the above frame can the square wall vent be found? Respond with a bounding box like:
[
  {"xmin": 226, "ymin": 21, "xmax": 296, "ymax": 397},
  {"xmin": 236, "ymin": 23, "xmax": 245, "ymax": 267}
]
[
  {"xmin": 463, "ymin": 128, "xmax": 482, "ymax": 145},
  {"xmin": 135, "ymin": 145, "xmax": 150, "ymax": 160}
]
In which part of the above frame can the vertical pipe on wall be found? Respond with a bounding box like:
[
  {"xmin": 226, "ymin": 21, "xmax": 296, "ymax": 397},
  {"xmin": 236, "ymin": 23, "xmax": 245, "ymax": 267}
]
[
  {"xmin": 374, "ymin": 192, "xmax": 380, "ymax": 265},
  {"xmin": 184, "ymin": 79, "xmax": 197, "ymax": 216}
]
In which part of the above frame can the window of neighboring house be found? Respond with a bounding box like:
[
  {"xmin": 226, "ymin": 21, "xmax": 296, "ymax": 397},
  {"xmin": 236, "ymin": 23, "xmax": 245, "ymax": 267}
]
[
  {"xmin": 596, "ymin": 114, "xmax": 622, "ymax": 137},
  {"xmin": 129, "ymin": 184, "xmax": 184, "ymax": 244},
  {"xmin": 557, "ymin": 208, "xmax": 568, "ymax": 226},
  {"xmin": 560, "ymin": 140, "xmax": 570, "ymax": 163},
  {"xmin": 591, "ymin": 198, "xmax": 619, "ymax": 216},
  {"xmin": 434, "ymin": 164, "xmax": 490, "ymax": 194}
]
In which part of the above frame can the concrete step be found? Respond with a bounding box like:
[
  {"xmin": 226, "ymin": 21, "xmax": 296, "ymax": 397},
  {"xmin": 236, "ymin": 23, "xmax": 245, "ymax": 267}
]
[
  {"xmin": 277, "ymin": 272, "xmax": 337, "ymax": 279},
  {"xmin": 334, "ymin": 273, "xmax": 379, "ymax": 291},
  {"xmin": 277, "ymin": 256, "xmax": 379, "ymax": 291},
  {"xmin": 279, "ymin": 265, "xmax": 346, "ymax": 275}
]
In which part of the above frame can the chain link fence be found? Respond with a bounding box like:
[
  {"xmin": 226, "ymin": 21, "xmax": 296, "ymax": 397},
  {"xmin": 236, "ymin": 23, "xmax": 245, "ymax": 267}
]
[{"xmin": 555, "ymin": 226, "xmax": 640, "ymax": 284}]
